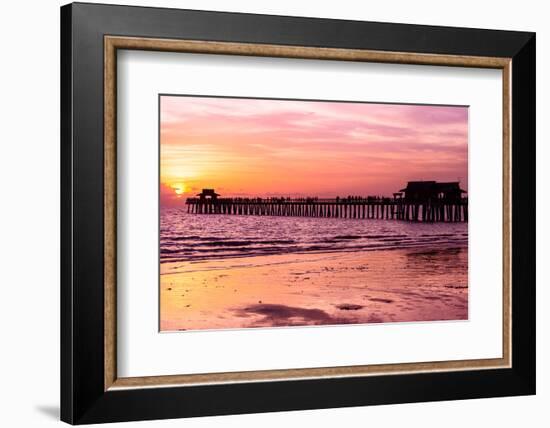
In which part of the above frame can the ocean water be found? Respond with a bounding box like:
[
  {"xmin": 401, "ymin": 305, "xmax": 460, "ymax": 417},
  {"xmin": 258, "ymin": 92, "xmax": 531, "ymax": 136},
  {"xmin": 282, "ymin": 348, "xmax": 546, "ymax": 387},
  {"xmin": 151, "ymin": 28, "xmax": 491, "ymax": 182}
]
[{"xmin": 160, "ymin": 208, "xmax": 468, "ymax": 263}]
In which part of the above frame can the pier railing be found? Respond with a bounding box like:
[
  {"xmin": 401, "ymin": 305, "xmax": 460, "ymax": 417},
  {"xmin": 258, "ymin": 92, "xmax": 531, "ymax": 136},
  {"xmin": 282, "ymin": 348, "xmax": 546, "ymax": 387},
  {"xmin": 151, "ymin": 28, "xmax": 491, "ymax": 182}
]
[{"xmin": 185, "ymin": 197, "xmax": 468, "ymax": 222}]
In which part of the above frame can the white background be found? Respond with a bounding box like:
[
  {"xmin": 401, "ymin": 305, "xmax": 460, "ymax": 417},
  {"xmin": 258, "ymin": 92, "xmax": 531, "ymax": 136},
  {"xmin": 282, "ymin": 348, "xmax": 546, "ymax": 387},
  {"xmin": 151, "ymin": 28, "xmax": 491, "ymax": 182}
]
[
  {"xmin": 0, "ymin": 0, "xmax": 546, "ymax": 427},
  {"xmin": 118, "ymin": 51, "xmax": 503, "ymax": 377}
]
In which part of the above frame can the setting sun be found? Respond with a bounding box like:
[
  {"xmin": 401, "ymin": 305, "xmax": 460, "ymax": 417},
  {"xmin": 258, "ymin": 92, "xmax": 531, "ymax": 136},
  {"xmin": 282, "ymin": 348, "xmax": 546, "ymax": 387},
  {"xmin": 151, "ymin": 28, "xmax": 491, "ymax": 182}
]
[{"xmin": 171, "ymin": 183, "xmax": 186, "ymax": 195}]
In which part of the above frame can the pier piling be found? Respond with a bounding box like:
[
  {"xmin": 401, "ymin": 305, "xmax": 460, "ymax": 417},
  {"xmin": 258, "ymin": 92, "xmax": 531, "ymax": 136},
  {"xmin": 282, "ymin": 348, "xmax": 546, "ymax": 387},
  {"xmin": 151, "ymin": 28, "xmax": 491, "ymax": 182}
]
[{"xmin": 186, "ymin": 196, "xmax": 468, "ymax": 222}]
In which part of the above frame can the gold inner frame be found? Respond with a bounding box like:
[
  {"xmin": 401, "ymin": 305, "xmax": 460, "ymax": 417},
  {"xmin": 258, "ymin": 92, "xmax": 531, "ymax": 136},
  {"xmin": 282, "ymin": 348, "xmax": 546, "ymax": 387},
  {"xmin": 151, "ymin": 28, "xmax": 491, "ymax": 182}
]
[{"xmin": 104, "ymin": 35, "xmax": 512, "ymax": 391}]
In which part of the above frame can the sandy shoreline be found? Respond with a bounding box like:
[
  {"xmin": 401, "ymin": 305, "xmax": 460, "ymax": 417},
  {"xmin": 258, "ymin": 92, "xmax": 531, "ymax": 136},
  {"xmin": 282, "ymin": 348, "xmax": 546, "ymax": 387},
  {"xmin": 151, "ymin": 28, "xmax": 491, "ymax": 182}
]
[{"xmin": 160, "ymin": 245, "xmax": 468, "ymax": 331}]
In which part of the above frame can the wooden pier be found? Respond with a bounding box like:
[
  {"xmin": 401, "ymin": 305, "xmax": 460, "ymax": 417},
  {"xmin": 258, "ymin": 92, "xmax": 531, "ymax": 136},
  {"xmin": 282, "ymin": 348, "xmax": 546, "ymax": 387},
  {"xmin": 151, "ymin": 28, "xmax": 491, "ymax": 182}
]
[{"xmin": 185, "ymin": 196, "xmax": 468, "ymax": 222}]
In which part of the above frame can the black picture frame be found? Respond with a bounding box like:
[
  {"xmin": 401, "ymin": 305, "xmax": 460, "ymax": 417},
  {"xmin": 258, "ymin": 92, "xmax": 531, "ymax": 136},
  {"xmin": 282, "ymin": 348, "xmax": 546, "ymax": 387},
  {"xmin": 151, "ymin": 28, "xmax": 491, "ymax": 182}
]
[{"xmin": 61, "ymin": 2, "xmax": 535, "ymax": 424}]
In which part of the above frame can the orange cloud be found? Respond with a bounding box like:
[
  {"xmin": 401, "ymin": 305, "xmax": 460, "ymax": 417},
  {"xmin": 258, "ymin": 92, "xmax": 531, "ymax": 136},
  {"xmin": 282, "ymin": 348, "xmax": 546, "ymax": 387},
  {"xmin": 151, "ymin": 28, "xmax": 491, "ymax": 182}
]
[{"xmin": 160, "ymin": 96, "xmax": 468, "ymax": 204}]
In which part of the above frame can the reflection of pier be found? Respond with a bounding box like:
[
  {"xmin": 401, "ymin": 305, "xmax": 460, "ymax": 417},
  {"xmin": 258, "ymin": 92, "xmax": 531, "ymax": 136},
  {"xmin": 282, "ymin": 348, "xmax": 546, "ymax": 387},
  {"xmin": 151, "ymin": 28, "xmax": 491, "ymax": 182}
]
[{"xmin": 186, "ymin": 183, "xmax": 468, "ymax": 222}]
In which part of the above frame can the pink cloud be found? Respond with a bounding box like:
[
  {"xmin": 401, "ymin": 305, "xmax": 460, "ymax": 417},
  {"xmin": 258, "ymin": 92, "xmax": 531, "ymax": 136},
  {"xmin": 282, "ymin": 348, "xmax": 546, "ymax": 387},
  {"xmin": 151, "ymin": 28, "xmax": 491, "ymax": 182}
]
[{"xmin": 160, "ymin": 96, "xmax": 468, "ymax": 201}]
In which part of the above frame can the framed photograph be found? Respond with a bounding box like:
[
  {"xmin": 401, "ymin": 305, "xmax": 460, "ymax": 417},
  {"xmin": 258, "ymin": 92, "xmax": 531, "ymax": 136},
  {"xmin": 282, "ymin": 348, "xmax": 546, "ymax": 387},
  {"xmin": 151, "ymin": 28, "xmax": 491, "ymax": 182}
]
[{"xmin": 61, "ymin": 2, "xmax": 535, "ymax": 424}]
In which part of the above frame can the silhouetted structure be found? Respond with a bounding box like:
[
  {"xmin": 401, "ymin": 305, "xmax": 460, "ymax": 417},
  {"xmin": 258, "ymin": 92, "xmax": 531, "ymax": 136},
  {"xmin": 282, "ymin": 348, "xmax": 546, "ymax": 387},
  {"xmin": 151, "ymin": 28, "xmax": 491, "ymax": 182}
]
[
  {"xmin": 197, "ymin": 188, "xmax": 219, "ymax": 201},
  {"xmin": 185, "ymin": 184, "xmax": 468, "ymax": 223},
  {"xmin": 400, "ymin": 181, "xmax": 466, "ymax": 202}
]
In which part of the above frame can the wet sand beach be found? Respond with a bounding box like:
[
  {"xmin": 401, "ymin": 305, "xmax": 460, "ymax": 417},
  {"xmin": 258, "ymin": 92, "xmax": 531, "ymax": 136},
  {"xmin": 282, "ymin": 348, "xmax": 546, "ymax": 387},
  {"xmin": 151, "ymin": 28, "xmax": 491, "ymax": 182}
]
[{"xmin": 160, "ymin": 246, "xmax": 468, "ymax": 331}]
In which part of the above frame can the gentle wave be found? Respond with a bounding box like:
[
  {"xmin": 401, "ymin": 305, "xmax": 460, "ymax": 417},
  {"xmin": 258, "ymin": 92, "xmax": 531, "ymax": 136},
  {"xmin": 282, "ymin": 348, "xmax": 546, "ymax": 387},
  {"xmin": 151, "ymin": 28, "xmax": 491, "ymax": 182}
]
[
  {"xmin": 160, "ymin": 240, "xmax": 468, "ymax": 263},
  {"xmin": 160, "ymin": 209, "xmax": 468, "ymax": 263}
]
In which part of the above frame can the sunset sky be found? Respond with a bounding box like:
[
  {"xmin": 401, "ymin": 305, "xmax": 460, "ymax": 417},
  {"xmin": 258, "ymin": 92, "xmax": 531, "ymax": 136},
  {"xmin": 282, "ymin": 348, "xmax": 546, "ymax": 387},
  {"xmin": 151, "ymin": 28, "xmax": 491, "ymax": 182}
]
[{"xmin": 160, "ymin": 95, "xmax": 468, "ymax": 207}]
